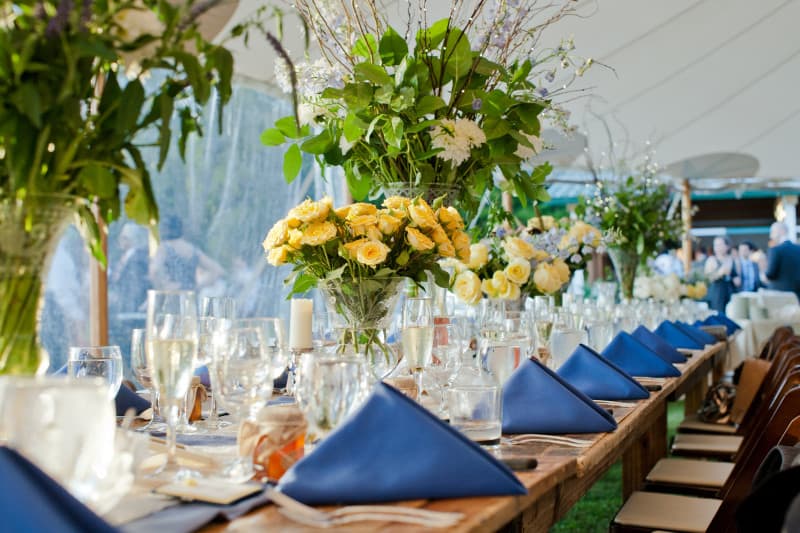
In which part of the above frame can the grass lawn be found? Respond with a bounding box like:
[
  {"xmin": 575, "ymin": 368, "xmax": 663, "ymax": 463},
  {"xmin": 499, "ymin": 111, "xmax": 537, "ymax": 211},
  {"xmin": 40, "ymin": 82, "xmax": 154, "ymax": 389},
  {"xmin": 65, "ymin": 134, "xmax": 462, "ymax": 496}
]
[{"xmin": 550, "ymin": 400, "xmax": 685, "ymax": 532}]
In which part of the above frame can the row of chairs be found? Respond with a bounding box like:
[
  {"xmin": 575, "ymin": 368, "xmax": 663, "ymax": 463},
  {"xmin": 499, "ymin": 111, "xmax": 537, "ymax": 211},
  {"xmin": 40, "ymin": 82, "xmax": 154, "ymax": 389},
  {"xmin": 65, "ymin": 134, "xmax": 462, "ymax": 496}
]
[{"xmin": 612, "ymin": 326, "xmax": 800, "ymax": 532}]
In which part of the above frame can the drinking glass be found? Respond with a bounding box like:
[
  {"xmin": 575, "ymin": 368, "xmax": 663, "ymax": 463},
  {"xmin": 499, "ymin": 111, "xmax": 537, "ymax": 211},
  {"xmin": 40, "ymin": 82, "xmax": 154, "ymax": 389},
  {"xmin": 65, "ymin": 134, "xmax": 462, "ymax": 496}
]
[
  {"xmin": 427, "ymin": 322, "xmax": 464, "ymax": 416},
  {"xmin": 549, "ymin": 309, "xmax": 586, "ymax": 370},
  {"xmin": 131, "ymin": 328, "xmax": 165, "ymax": 432},
  {"xmin": 533, "ymin": 306, "xmax": 555, "ymax": 352},
  {"xmin": 67, "ymin": 345, "xmax": 123, "ymax": 401},
  {"xmin": 478, "ymin": 335, "xmax": 524, "ymax": 386},
  {"xmin": 199, "ymin": 296, "xmax": 236, "ymax": 430},
  {"xmin": 295, "ymin": 355, "xmax": 368, "ymax": 442},
  {"xmin": 214, "ymin": 326, "xmax": 273, "ymax": 481},
  {"xmin": 401, "ymin": 297, "xmax": 434, "ymax": 404},
  {"xmin": 447, "ymin": 384, "xmax": 502, "ymax": 445},
  {"xmin": 236, "ymin": 318, "xmax": 289, "ymax": 380},
  {"xmin": 145, "ymin": 290, "xmax": 198, "ymax": 479}
]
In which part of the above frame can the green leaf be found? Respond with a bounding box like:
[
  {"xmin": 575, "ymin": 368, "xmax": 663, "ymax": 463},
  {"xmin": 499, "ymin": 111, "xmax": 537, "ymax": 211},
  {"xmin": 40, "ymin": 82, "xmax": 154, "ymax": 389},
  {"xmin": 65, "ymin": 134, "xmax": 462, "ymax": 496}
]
[
  {"xmin": 116, "ymin": 80, "xmax": 145, "ymax": 134},
  {"xmin": 379, "ymin": 26, "xmax": 408, "ymax": 65},
  {"xmin": 300, "ymin": 130, "xmax": 333, "ymax": 154},
  {"xmin": 343, "ymin": 82, "xmax": 374, "ymax": 111},
  {"xmin": 415, "ymin": 95, "xmax": 446, "ymax": 116},
  {"xmin": 352, "ymin": 34, "xmax": 379, "ymax": 60},
  {"xmin": 430, "ymin": 263, "xmax": 451, "ymax": 289},
  {"xmin": 290, "ymin": 272, "xmax": 318, "ymax": 297},
  {"xmin": 511, "ymin": 60, "xmax": 533, "ymax": 84},
  {"xmin": 10, "ymin": 85, "xmax": 42, "ymax": 128},
  {"xmin": 157, "ymin": 94, "xmax": 174, "ymax": 169},
  {"xmin": 261, "ymin": 128, "xmax": 286, "ymax": 146},
  {"xmin": 174, "ymin": 51, "xmax": 210, "ymax": 104},
  {"xmin": 275, "ymin": 116, "xmax": 308, "ymax": 138},
  {"xmin": 346, "ymin": 165, "xmax": 372, "ymax": 200},
  {"xmin": 396, "ymin": 249, "xmax": 410, "ymax": 266},
  {"xmin": 343, "ymin": 113, "xmax": 365, "ymax": 142},
  {"xmin": 482, "ymin": 117, "xmax": 511, "ymax": 140},
  {"xmin": 442, "ymin": 29, "xmax": 472, "ymax": 81},
  {"xmin": 382, "ymin": 116, "xmax": 403, "ymax": 149},
  {"xmin": 406, "ymin": 119, "xmax": 438, "ymax": 134},
  {"xmin": 283, "ymin": 144, "xmax": 302, "ymax": 182},
  {"xmin": 354, "ymin": 62, "xmax": 392, "ymax": 86},
  {"xmin": 78, "ymin": 164, "xmax": 116, "ymax": 199},
  {"xmin": 416, "ymin": 18, "xmax": 449, "ymax": 50}
]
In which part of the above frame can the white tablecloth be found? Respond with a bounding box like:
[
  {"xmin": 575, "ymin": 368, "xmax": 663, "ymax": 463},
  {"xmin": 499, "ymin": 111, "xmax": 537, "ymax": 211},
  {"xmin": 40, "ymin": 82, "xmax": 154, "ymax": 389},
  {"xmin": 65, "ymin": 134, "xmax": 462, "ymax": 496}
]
[{"xmin": 728, "ymin": 317, "xmax": 800, "ymax": 366}]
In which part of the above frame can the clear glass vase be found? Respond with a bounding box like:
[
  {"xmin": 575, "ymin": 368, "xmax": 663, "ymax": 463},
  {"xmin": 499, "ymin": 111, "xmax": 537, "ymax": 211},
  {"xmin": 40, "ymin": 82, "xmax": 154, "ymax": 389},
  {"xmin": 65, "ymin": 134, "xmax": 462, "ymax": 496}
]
[
  {"xmin": 0, "ymin": 194, "xmax": 78, "ymax": 375},
  {"xmin": 317, "ymin": 277, "xmax": 405, "ymax": 381},
  {"xmin": 607, "ymin": 247, "xmax": 640, "ymax": 301},
  {"xmin": 381, "ymin": 182, "xmax": 460, "ymax": 207}
]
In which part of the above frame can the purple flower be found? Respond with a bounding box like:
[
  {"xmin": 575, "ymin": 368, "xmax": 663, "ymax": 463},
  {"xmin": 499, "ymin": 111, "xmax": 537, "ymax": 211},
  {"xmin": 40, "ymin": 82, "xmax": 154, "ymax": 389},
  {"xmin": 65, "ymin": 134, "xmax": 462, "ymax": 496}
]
[
  {"xmin": 46, "ymin": 0, "xmax": 73, "ymax": 38},
  {"xmin": 537, "ymin": 87, "xmax": 549, "ymax": 98},
  {"xmin": 496, "ymin": 228, "xmax": 507, "ymax": 238},
  {"xmin": 472, "ymin": 98, "xmax": 482, "ymax": 111}
]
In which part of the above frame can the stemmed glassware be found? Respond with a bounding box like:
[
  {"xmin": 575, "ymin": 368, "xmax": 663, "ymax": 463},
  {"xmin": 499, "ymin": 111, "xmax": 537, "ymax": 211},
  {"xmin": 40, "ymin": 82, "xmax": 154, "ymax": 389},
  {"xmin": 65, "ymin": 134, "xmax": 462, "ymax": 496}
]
[
  {"xmin": 428, "ymin": 322, "xmax": 464, "ymax": 416},
  {"xmin": 236, "ymin": 317, "xmax": 289, "ymax": 383},
  {"xmin": 197, "ymin": 296, "xmax": 237, "ymax": 431},
  {"xmin": 130, "ymin": 328, "xmax": 165, "ymax": 432},
  {"xmin": 67, "ymin": 345, "xmax": 123, "ymax": 401},
  {"xmin": 401, "ymin": 297, "xmax": 434, "ymax": 404},
  {"xmin": 145, "ymin": 290, "xmax": 198, "ymax": 479}
]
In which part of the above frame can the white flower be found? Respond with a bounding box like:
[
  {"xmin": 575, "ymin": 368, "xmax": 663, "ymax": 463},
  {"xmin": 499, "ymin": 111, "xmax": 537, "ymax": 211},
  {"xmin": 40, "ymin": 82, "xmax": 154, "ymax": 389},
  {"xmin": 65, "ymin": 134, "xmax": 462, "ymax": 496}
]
[
  {"xmin": 297, "ymin": 103, "xmax": 326, "ymax": 127},
  {"xmin": 430, "ymin": 118, "xmax": 486, "ymax": 166},
  {"xmin": 633, "ymin": 276, "xmax": 652, "ymax": 300},
  {"xmin": 453, "ymin": 118, "xmax": 487, "ymax": 147},
  {"xmin": 274, "ymin": 58, "xmax": 293, "ymax": 94},
  {"xmin": 514, "ymin": 132, "xmax": 544, "ymax": 160}
]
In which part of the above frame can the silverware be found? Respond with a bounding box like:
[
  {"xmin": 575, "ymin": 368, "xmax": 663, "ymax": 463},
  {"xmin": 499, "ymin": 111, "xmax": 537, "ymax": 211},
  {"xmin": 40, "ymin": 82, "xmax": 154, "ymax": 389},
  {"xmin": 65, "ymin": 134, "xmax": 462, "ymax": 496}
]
[
  {"xmin": 504, "ymin": 434, "xmax": 593, "ymax": 448},
  {"xmin": 266, "ymin": 487, "xmax": 463, "ymax": 528},
  {"xmin": 595, "ymin": 400, "xmax": 637, "ymax": 408}
]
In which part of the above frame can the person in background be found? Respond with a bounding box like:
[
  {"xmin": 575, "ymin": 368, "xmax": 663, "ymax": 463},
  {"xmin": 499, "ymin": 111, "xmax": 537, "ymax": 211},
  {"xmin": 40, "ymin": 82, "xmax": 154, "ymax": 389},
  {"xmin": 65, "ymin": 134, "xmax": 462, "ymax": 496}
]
[
  {"xmin": 733, "ymin": 240, "xmax": 761, "ymax": 293},
  {"xmin": 750, "ymin": 246, "xmax": 769, "ymax": 286},
  {"xmin": 653, "ymin": 242, "xmax": 684, "ymax": 277},
  {"xmin": 150, "ymin": 215, "xmax": 226, "ymax": 291},
  {"xmin": 705, "ymin": 236, "xmax": 736, "ymax": 314},
  {"xmin": 765, "ymin": 221, "xmax": 800, "ymax": 300},
  {"xmin": 109, "ymin": 223, "xmax": 150, "ymax": 313}
]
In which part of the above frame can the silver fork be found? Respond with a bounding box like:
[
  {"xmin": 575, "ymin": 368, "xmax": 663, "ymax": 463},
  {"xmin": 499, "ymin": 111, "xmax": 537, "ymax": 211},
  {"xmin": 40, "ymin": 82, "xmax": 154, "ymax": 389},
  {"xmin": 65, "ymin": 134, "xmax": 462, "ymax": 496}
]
[
  {"xmin": 504, "ymin": 434, "xmax": 593, "ymax": 448},
  {"xmin": 266, "ymin": 487, "xmax": 464, "ymax": 528}
]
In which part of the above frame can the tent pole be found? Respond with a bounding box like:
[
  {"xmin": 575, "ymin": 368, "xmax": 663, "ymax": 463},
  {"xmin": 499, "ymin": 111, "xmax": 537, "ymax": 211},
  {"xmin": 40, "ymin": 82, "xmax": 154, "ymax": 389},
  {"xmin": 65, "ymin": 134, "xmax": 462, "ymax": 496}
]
[{"xmin": 681, "ymin": 178, "xmax": 692, "ymax": 277}]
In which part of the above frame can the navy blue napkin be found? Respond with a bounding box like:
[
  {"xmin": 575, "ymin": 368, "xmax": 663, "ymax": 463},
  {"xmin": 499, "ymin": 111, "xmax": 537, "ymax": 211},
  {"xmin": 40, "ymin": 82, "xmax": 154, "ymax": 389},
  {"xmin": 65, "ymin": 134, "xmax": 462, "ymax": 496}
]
[
  {"xmin": 557, "ymin": 344, "xmax": 649, "ymax": 401},
  {"xmin": 654, "ymin": 321, "xmax": 704, "ymax": 350},
  {"xmin": 631, "ymin": 326, "xmax": 687, "ymax": 364},
  {"xmin": 502, "ymin": 359, "xmax": 617, "ymax": 434},
  {"xmin": 674, "ymin": 321, "xmax": 717, "ymax": 346},
  {"xmin": 602, "ymin": 332, "xmax": 681, "ymax": 378},
  {"xmin": 703, "ymin": 314, "xmax": 741, "ymax": 335},
  {"xmin": 277, "ymin": 382, "xmax": 526, "ymax": 504},
  {"xmin": 0, "ymin": 447, "xmax": 118, "ymax": 533}
]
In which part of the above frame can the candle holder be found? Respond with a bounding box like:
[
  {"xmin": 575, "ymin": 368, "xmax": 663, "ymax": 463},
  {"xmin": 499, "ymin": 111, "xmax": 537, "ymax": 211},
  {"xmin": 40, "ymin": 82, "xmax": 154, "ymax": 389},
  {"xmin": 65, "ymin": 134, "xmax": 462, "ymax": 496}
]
[{"xmin": 286, "ymin": 347, "xmax": 313, "ymax": 396}]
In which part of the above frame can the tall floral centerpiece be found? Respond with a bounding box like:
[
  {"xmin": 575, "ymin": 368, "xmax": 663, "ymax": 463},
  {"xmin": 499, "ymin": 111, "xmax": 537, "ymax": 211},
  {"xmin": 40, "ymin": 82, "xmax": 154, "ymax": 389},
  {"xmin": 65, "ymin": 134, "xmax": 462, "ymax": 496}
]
[
  {"xmin": 262, "ymin": 0, "xmax": 592, "ymax": 220},
  {"xmin": 262, "ymin": 195, "xmax": 469, "ymax": 377},
  {"xmin": 0, "ymin": 0, "xmax": 235, "ymax": 374},
  {"xmin": 575, "ymin": 164, "xmax": 682, "ymax": 300}
]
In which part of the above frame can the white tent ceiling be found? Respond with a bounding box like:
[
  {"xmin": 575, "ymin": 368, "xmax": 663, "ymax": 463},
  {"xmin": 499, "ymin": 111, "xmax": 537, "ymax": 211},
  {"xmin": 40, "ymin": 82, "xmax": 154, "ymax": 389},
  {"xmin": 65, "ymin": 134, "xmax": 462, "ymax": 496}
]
[{"xmin": 215, "ymin": 0, "xmax": 800, "ymax": 187}]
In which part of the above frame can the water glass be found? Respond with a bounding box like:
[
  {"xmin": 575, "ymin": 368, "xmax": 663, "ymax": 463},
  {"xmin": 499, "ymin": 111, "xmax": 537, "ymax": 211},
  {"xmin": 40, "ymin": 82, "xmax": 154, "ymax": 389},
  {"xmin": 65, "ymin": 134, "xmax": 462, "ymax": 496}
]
[
  {"xmin": 587, "ymin": 320, "xmax": 614, "ymax": 352},
  {"xmin": 201, "ymin": 295, "xmax": 236, "ymax": 320},
  {"xmin": 478, "ymin": 335, "xmax": 525, "ymax": 385},
  {"xmin": 549, "ymin": 310, "xmax": 586, "ymax": 370},
  {"xmin": 199, "ymin": 296, "xmax": 236, "ymax": 430},
  {"xmin": 427, "ymin": 322, "xmax": 464, "ymax": 415},
  {"xmin": 145, "ymin": 290, "xmax": 198, "ymax": 479},
  {"xmin": 447, "ymin": 384, "xmax": 502, "ymax": 445},
  {"xmin": 236, "ymin": 318, "xmax": 289, "ymax": 380},
  {"xmin": 67, "ymin": 345, "xmax": 123, "ymax": 401},
  {"xmin": 401, "ymin": 297, "xmax": 434, "ymax": 403}
]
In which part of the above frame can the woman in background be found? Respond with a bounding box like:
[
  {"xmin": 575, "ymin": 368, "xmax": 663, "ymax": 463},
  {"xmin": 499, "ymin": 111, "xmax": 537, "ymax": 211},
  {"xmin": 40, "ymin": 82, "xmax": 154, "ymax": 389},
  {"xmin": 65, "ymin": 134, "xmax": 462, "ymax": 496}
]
[
  {"xmin": 705, "ymin": 236, "xmax": 736, "ymax": 314},
  {"xmin": 150, "ymin": 215, "xmax": 225, "ymax": 291}
]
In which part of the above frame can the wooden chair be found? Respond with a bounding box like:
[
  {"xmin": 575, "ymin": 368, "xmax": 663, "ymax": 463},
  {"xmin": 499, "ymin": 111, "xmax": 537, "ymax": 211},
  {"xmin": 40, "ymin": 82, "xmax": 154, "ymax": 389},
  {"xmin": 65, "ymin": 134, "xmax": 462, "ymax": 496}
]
[{"xmin": 611, "ymin": 389, "xmax": 800, "ymax": 533}]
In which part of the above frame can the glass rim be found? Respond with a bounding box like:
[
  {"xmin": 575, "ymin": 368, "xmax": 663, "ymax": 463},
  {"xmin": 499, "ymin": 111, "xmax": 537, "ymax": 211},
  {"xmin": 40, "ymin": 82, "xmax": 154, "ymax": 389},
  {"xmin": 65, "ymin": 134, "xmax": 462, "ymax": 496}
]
[{"xmin": 68, "ymin": 345, "xmax": 122, "ymax": 356}]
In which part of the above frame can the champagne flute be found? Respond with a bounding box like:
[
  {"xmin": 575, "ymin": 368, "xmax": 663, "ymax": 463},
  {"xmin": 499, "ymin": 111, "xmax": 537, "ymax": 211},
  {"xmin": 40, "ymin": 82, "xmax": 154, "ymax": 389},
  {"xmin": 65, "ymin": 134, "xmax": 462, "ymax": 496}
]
[
  {"xmin": 198, "ymin": 296, "xmax": 236, "ymax": 431},
  {"xmin": 67, "ymin": 345, "xmax": 123, "ymax": 401},
  {"xmin": 145, "ymin": 290, "xmax": 198, "ymax": 479},
  {"xmin": 131, "ymin": 328, "xmax": 165, "ymax": 432},
  {"xmin": 401, "ymin": 297, "xmax": 434, "ymax": 404},
  {"xmin": 236, "ymin": 318, "xmax": 289, "ymax": 381}
]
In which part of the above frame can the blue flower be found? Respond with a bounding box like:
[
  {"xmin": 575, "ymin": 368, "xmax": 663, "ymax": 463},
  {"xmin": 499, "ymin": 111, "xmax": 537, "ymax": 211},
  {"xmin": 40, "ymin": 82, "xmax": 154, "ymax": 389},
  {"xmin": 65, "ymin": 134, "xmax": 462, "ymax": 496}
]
[{"xmin": 472, "ymin": 98, "xmax": 482, "ymax": 111}]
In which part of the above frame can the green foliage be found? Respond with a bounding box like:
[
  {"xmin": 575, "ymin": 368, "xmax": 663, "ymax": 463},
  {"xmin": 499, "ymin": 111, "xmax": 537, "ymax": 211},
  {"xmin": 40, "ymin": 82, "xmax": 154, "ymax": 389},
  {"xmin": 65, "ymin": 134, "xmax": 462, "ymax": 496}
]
[
  {"xmin": 0, "ymin": 0, "xmax": 235, "ymax": 264},
  {"xmin": 263, "ymin": 19, "xmax": 558, "ymax": 221}
]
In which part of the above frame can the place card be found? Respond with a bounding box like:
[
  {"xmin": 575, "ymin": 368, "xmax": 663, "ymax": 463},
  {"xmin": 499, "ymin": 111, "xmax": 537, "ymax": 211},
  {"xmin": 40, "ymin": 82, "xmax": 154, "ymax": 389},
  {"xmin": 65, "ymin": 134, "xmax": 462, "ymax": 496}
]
[{"xmin": 155, "ymin": 480, "xmax": 263, "ymax": 505}]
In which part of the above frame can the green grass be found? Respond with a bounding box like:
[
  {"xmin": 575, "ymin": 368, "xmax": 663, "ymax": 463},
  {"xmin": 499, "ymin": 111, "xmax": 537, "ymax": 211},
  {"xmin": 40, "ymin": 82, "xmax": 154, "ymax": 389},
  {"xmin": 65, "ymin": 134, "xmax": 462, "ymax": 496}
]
[{"xmin": 550, "ymin": 401, "xmax": 685, "ymax": 532}]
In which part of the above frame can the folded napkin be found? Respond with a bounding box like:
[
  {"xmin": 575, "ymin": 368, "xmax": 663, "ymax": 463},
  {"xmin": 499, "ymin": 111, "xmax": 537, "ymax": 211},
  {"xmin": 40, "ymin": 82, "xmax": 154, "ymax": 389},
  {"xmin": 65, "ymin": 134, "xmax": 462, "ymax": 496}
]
[
  {"xmin": 557, "ymin": 344, "xmax": 649, "ymax": 401},
  {"xmin": 277, "ymin": 382, "xmax": 526, "ymax": 504},
  {"xmin": 115, "ymin": 384, "xmax": 151, "ymax": 417},
  {"xmin": 674, "ymin": 321, "xmax": 717, "ymax": 346},
  {"xmin": 502, "ymin": 359, "xmax": 617, "ymax": 434},
  {"xmin": 601, "ymin": 332, "xmax": 681, "ymax": 378},
  {"xmin": 703, "ymin": 314, "xmax": 741, "ymax": 335},
  {"xmin": 0, "ymin": 447, "xmax": 118, "ymax": 533},
  {"xmin": 654, "ymin": 321, "xmax": 704, "ymax": 350},
  {"xmin": 631, "ymin": 326, "xmax": 687, "ymax": 364}
]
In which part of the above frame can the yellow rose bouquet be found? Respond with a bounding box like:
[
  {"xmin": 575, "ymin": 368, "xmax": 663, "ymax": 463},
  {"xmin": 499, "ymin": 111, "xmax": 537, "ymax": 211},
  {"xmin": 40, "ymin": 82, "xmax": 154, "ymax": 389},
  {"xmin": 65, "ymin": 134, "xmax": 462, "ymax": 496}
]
[
  {"xmin": 263, "ymin": 195, "xmax": 470, "ymax": 374},
  {"xmin": 527, "ymin": 215, "xmax": 603, "ymax": 273},
  {"xmin": 443, "ymin": 230, "xmax": 570, "ymax": 306}
]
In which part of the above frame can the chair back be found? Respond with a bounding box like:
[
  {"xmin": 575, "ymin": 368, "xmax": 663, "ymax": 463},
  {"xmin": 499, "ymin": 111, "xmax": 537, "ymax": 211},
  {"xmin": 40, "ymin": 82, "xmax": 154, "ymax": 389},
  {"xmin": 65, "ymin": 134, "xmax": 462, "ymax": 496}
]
[{"xmin": 738, "ymin": 343, "xmax": 800, "ymax": 435}]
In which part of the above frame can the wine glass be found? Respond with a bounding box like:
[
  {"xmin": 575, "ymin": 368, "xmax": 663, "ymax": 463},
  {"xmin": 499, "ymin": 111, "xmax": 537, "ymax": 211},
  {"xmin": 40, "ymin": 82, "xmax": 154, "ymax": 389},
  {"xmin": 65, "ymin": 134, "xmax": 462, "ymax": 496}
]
[
  {"xmin": 401, "ymin": 297, "xmax": 434, "ymax": 404},
  {"xmin": 130, "ymin": 328, "xmax": 164, "ymax": 432},
  {"xmin": 214, "ymin": 326, "xmax": 273, "ymax": 481},
  {"xmin": 428, "ymin": 322, "xmax": 463, "ymax": 416},
  {"xmin": 145, "ymin": 290, "xmax": 198, "ymax": 479},
  {"xmin": 198, "ymin": 296, "xmax": 236, "ymax": 431},
  {"xmin": 67, "ymin": 345, "xmax": 123, "ymax": 401},
  {"xmin": 201, "ymin": 295, "xmax": 236, "ymax": 320},
  {"xmin": 236, "ymin": 318, "xmax": 289, "ymax": 381}
]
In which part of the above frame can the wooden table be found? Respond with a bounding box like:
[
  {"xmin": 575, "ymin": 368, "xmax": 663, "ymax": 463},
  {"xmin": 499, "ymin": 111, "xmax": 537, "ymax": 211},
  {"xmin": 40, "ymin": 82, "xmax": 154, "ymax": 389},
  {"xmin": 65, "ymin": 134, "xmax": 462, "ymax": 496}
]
[{"xmin": 205, "ymin": 342, "xmax": 725, "ymax": 533}]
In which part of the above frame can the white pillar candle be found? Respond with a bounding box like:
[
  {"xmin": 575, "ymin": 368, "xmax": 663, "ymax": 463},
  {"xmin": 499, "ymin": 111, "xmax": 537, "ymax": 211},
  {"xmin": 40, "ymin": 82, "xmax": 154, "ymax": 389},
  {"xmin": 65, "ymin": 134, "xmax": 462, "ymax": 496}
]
[{"xmin": 289, "ymin": 298, "xmax": 313, "ymax": 350}]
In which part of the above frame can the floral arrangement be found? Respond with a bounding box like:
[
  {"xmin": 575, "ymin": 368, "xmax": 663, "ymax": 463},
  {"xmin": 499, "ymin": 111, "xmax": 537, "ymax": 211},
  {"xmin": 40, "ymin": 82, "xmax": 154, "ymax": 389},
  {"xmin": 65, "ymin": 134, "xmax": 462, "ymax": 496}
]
[
  {"xmin": 262, "ymin": 0, "xmax": 593, "ymax": 219},
  {"xmin": 684, "ymin": 281, "xmax": 708, "ymax": 300},
  {"xmin": 632, "ymin": 274, "xmax": 708, "ymax": 302},
  {"xmin": 443, "ymin": 229, "xmax": 570, "ymax": 305},
  {"xmin": 0, "ymin": 0, "xmax": 236, "ymax": 257},
  {"xmin": 527, "ymin": 215, "xmax": 603, "ymax": 272},
  {"xmin": 263, "ymin": 195, "xmax": 469, "ymax": 290}
]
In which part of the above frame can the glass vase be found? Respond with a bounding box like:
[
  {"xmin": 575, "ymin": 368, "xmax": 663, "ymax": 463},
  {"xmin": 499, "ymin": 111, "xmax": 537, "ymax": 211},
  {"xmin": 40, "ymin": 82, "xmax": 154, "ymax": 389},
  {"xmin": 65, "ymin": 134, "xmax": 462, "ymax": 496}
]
[
  {"xmin": 317, "ymin": 277, "xmax": 405, "ymax": 381},
  {"xmin": 607, "ymin": 247, "xmax": 640, "ymax": 301},
  {"xmin": 0, "ymin": 195, "xmax": 78, "ymax": 375},
  {"xmin": 382, "ymin": 182, "xmax": 460, "ymax": 207}
]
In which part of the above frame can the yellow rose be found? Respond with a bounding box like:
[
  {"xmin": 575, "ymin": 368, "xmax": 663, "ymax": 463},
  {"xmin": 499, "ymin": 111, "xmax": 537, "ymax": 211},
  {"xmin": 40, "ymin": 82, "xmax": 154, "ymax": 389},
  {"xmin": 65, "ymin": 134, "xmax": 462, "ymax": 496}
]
[
  {"xmin": 407, "ymin": 198, "xmax": 437, "ymax": 229},
  {"xmin": 533, "ymin": 263, "xmax": 563, "ymax": 294},
  {"xmin": 528, "ymin": 215, "xmax": 556, "ymax": 232},
  {"xmin": 300, "ymin": 221, "xmax": 337, "ymax": 246},
  {"xmin": 437, "ymin": 206, "xmax": 465, "ymax": 231},
  {"xmin": 287, "ymin": 229, "xmax": 303, "ymax": 249},
  {"xmin": 452, "ymin": 231, "xmax": 471, "ymax": 262},
  {"xmin": 552, "ymin": 258, "xmax": 570, "ymax": 284},
  {"xmin": 267, "ymin": 245, "xmax": 290, "ymax": 266},
  {"xmin": 531, "ymin": 248, "xmax": 550, "ymax": 262},
  {"xmin": 467, "ymin": 242, "xmax": 489, "ymax": 269},
  {"xmin": 342, "ymin": 238, "xmax": 369, "ymax": 258},
  {"xmin": 356, "ymin": 240, "xmax": 390, "ymax": 266},
  {"xmin": 560, "ymin": 221, "xmax": 601, "ymax": 251},
  {"xmin": 502, "ymin": 236, "xmax": 536, "ymax": 260},
  {"xmin": 377, "ymin": 212, "xmax": 402, "ymax": 235},
  {"xmin": 347, "ymin": 214, "xmax": 379, "ymax": 236},
  {"xmin": 481, "ymin": 271, "xmax": 509, "ymax": 299},
  {"xmin": 383, "ymin": 196, "xmax": 411, "ymax": 212},
  {"xmin": 501, "ymin": 281, "xmax": 521, "ymax": 301},
  {"xmin": 430, "ymin": 224, "xmax": 450, "ymax": 246},
  {"xmin": 505, "ymin": 257, "xmax": 531, "ymax": 285},
  {"xmin": 288, "ymin": 198, "xmax": 330, "ymax": 223},
  {"xmin": 262, "ymin": 219, "xmax": 288, "ymax": 250},
  {"xmin": 438, "ymin": 240, "xmax": 456, "ymax": 258},
  {"xmin": 347, "ymin": 202, "xmax": 378, "ymax": 218},
  {"xmin": 453, "ymin": 270, "xmax": 482, "ymax": 305},
  {"xmin": 406, "ymin": 227, "xmax": 435, "ymax": 251},
  {"xmin": 286, "ymin": 217, "xmax": 301, "ymax": 229},
  {"xmin": 334, "ymin": 206, "xmax": 351, "ymax": 219}
]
